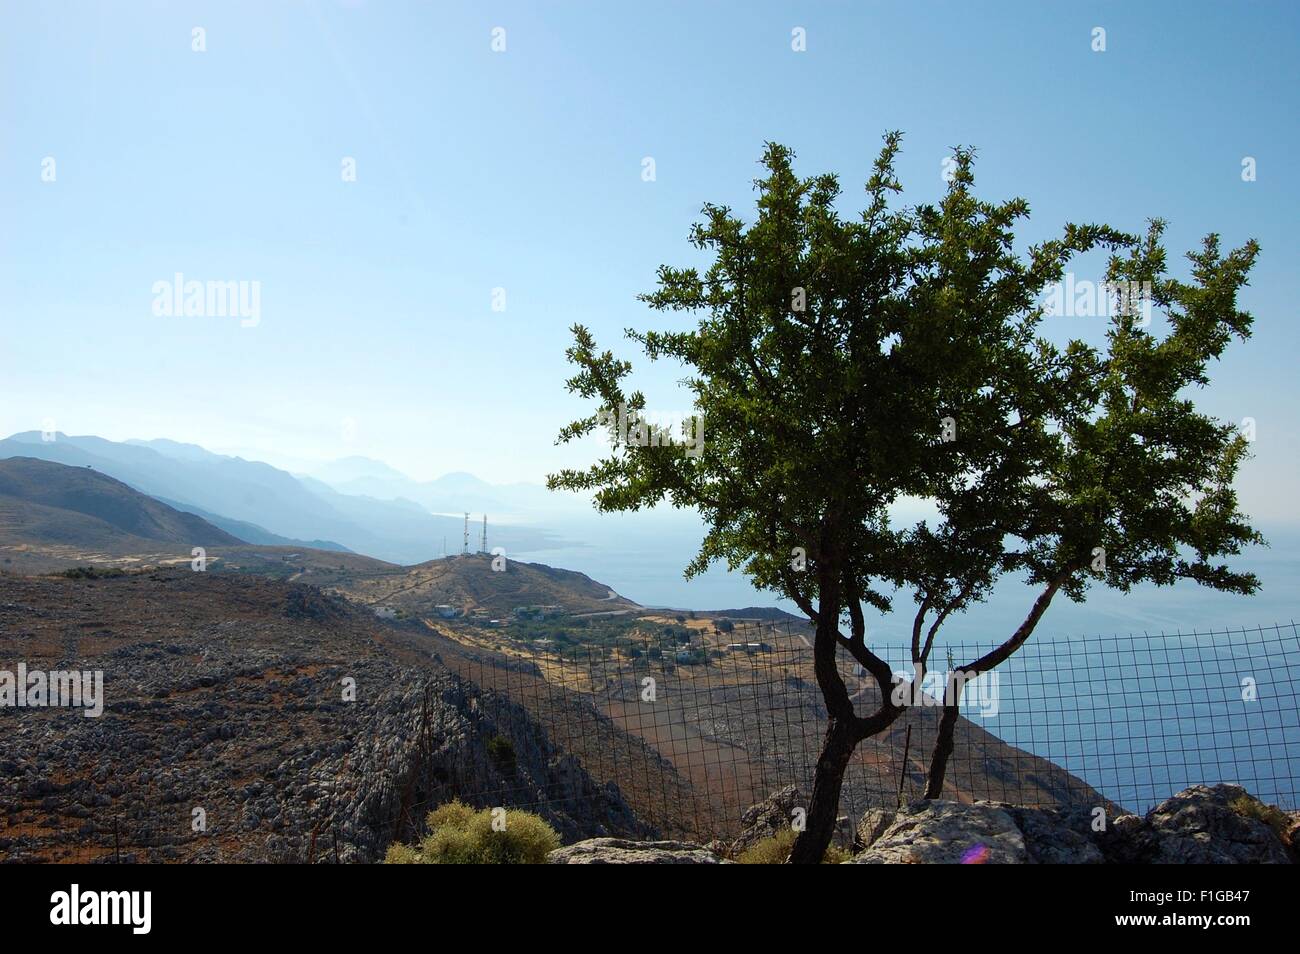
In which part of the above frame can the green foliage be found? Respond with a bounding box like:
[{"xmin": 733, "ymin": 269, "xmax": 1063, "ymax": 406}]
[
  {"xmin": 383, "ymin": 842, "xmax": 422, "ymax": 864},
  {"xmin": 737, "ymin": 829, "xmax": 848, "ymax": 864},
  {"xmin": 384, "ymin": 800, "xmax": 560, "ymax": 864},
  {"xmin": 58, "ymin": 566, "xmax": 127, "ymax": 580},
  {"xmin": 548, "ymin": 131, "xmax": 1261, "ymax": 694},
  {"xmin": 674, "ymin": 647, "xmax": 708, "ymax": 666},
  {"xmin": 426, "ymin": 799, "xmax": 476, "ymax": 832},
  {"xmin": 664, "ymin": 624, "xmax": 691, "ymax": 643},
  {"xmin": 508, "ymin": 614, "xmax": 641, "ymax": 652},
  {"xmin": 506, "ymin": 613, "xmax": 707, "ymax": 663},
  {"xmin": 1230, "ymin": 796, "xmax": 1291, "ymax": 843}
]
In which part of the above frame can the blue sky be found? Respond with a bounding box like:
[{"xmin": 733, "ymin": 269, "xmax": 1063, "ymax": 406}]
[{"xmin": 2, "ymin": 0, "xmax": 1297, "ymax": 527}]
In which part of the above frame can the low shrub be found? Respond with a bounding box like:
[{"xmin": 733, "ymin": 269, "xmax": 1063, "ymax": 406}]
[
  {"xmin": 384, "ymin": 799, "xmax": 560, "ymax": 864},
  {"xmin": 58, "ymin": 566, "xmax": 126, "ymax": 580},
  {"xmin": 1229, "ymin": 795, "xmax": 1292, "ymax": 842},
  {"xmin": 736, "ymin": 829, "xmax": 848, "ymax": 864}
]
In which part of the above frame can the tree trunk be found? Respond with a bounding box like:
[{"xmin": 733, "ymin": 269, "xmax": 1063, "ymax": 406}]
[
  {"xmin": 923, "ymin": 696, "xmax": 959, "ymax": 799},
  {"xmin": 787, "ymin": 715, "xmax": 856, "ymax": 863},
  {"xmin": 923, "ymin": 573, "xmax": 1070, "ymax": 798}
]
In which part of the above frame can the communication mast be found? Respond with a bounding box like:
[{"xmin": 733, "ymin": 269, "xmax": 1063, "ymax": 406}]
[
  {"xmin": 481, "ymin": 514, "xmax": 487, "ymax": 553},
  {"xmin": 462, "ymin": 513, "xmax": 469, "ymax": 555}
]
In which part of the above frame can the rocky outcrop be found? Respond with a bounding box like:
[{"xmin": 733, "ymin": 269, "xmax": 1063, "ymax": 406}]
[
  {"xmin": 729, "ymin": 784, "xmax": 803, "ymax": 856},
  {"xmin": 0, "ymin": 572, "xmax": 650, "ymax": 864},
  {"xmin": 990, "ymin": 804, "xmax": 1104, "ymax": 864},
  {"xmin": 548, "ymin": 838, "xmax": 727, "ymax": 864},
  {"xmin": 740, "ymin": 784, "xmax": 1294, "ymax": 865},
  {"xmin": 851, "ymin": 801, "xmax": 1102, "ymax": 864},
  {"xmin": 847, "ymin": 801, "xmax": 1028, "ymax": 864},
  {"xmin": 729, "ymin": 784, "xmax": 857, "ymax": 856},
  {"xmin": 855, "ymin": 807, "xmax": 895, "ymax": 850},
  {"xmin": 1286, "ymin": 814, "xmax": 1300, "ymax": 858},
  {"xmin": 1098, "ymin": 784, "xmax": 1292, "ymax": 864},
  {"xmin": 307, "ymin": 675, "xmax": 652, "ymax": 862}
]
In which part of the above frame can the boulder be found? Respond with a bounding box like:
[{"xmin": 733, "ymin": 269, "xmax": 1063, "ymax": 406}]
[
  {"xmin": 730, "ymin": 784, "xmax": 804, "ymax": 856},
  {"xmin": 1285, "ymin": 812, "xmax": 1300, "ymax": 862},
  {"xmin": 1100, "ymin": 784, "xmax": 1291, "ymax": 864},
  {"xmin": 991, "ymin": 804, "xmax": 1104, "ymax": 864},
  {"xmin": 855, "ymin": 807, "xmax": 896, "ymax": 850},
  {"xmin": 547, "ymin": 838, "xmax": 728, "ymax": 864},
  {"xmin": 846, "ymin": 800, "xmax": 1027, "ymax": 864},
  {"xmin": 1097, "ymin": 812, "xmax": 1152, "ymax": 864}
]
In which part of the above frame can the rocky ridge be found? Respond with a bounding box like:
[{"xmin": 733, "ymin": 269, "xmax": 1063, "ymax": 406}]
[{"xmin": 0, "ymin": 571, "xmax": 647, "ymax": 862}]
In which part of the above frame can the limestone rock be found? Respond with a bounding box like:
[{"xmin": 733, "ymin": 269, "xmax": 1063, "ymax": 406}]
[
  {"xmin": 730, "ymin": 784, "xmax": 804, "ymax": 855},
  {"xmin": 847, "ymin": 800, "xmax": 1027, "ymax": 864},
  {"xmin": 855, "ymin": 807, "xmax": 896, "ymax": 850},
  {"xmin": 548, "ymin": 838, "xmax": 728, "ymax": 864},
  {"xmin": 991, "ymin": 804, "xmax": 1104, "ymax": 864},
  {"xmin": 1102, "ymin": 784, "xmax": 1291, "ymax": 864}
]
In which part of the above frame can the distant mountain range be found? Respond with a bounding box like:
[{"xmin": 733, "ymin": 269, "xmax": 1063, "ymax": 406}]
[
  {"xmin": 0, "ymin": 456, "xmax": 637, "ymax": 617},
  {"xmin": 149, "ymin": 496, "xmax": 350, "ymax": 552},
  {"xmin": 302, "ymin": 454, "xmax": 570, "ymax": 516},
  {"xmin": 0, "ymin": 432, "xmax": 559, "ymax": 564},
  {"xmin": 0, "ymin": 456, "xmax": 240, "ymax": 550}
]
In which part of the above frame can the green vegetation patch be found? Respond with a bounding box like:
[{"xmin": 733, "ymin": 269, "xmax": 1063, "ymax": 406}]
[
  {"xmin": 736, "ymin": 829, "xmax": 848, "ymax": 865},
  {"xmin": 385, "ymin": 799, "xmax": 560, "ymax": 864},
  {"xmin": 58, "ymin": 566, "xmax": 128, "ymax": 580},
  {"xmin": 1229, "ymin": 795, "xmax": 1292, "ymax": 843}
]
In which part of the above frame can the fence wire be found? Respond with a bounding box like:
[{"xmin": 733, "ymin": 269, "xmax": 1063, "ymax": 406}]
[
  {"xmin": 428, "ymin": 619, "xmax": 1300, "ymax": 842},
  {"xmin": 22, "ymin": 620, "xmax": 1298, "ymax": 861}
]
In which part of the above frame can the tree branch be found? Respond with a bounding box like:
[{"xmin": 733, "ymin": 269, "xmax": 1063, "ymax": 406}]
[{"xmin": 959, "ymin": 570, "xmax": 1072, "ymax": 675}]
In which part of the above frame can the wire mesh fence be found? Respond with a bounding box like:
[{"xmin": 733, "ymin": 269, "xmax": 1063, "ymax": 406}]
[
  {"xmin": 16, "ymin": 619, "xmax": 1297, "ymax": 861},
  {"xmin": 426, "ymin": 619, "xmax": 1300, "ymax": 842}
]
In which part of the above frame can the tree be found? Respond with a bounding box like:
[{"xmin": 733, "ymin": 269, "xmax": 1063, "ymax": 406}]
[
  {"xmin": 547, "ymin": 135, "xmax": 1260, "ymax": 863},
  {"xmin": 911, "ymin": 220, "xmax": 1262, "ymax": 801}
]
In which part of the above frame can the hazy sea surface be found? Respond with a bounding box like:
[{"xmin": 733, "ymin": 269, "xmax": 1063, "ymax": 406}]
[
  {"xmin": 929, "ymin": 627, "xmax": 1300, "ymax": 812},
  {"xmin": 517, "ymin": 513, "xmax": 1300, "ymax": 638}
]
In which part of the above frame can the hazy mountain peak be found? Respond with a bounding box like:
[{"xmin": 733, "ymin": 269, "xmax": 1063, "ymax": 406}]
[
  {"xmin": 309, "ymin": 455, "xmax": 415, "ymax": 485},
  {"xmin": 8, "ymin": 429, "xmax": 64, "ymax": 443},
  {"xmin": 0, "ymin": 432, "xmax": 560, "ymax": 565},
  {"xmin": 125, "ymin": 437, "xmax": 226, "ymax": 462}
]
